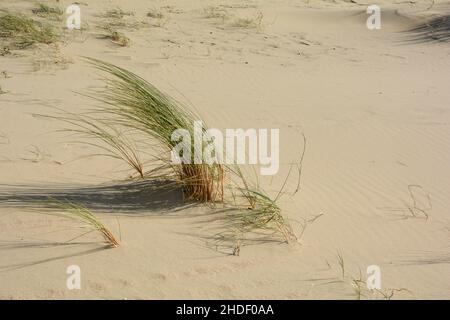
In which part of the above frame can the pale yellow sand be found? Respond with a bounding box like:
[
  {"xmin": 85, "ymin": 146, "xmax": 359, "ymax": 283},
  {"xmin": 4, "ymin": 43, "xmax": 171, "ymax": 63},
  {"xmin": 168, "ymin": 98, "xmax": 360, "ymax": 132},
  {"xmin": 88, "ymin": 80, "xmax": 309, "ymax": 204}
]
[{"xmin": 1, "ymin": 0, "xmax": 450, "ymax": 299}]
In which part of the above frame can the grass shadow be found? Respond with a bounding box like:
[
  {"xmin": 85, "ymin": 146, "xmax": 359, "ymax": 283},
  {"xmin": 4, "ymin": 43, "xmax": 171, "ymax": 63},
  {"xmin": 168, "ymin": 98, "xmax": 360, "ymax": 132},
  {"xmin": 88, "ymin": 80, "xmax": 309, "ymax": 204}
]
[
  {"xmin": 0, "ymin": 179, "xmax": 201, "ymax": 271},
  {"xmin": 0, "ymin": 179, "xmax": 191, "ymax": 215}
]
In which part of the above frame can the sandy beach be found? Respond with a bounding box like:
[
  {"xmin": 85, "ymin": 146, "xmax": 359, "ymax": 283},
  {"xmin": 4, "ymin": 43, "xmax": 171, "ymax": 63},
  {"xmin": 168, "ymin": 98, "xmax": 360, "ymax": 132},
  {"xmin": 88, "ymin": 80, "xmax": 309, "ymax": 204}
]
[{"xmin": 0, "ymin": 0, "xmax": 450, "ymax": 299}]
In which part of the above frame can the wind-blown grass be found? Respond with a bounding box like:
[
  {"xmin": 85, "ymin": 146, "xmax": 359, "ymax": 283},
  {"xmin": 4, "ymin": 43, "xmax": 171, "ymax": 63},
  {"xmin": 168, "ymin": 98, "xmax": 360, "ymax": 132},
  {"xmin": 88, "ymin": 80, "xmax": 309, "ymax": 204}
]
[
  {"xmin": 32, "ymin": 3, "xmax": 63, "ymax": 20},
  {"xmin": 35, "ymin": 199, "xmax": 119, "ymax": 248},
  {"xmin": 104, "ymin": 29, "xmax": 130, "ymax": 47},
  {"xmin": 52, "ymin": 113, "xmax": 145, "ymax": 177},
  {"xmin": 0, "ymin": 12, "xmax": 59, "ymax": 49},
  {"xmin": 146, "ymin": 9, "xmax": 167, "ymax": 27},
  {"xmin": 231, "ymin": 12, "xmax": 263, "ymax": 29},
  {"xmin": 203, "ymin": 6, "xmax": 229, "ymax": 20},
  {"xmin": 215, "ymin": 165, "xmax": 298, "ymax": 251},
  {"xmin": 147, "ymin": 9, "xmax": 164, "ymax": 19},
  {"xmin": 215, "ymin": 190, "xmax": 296, "ymax": 253},
  {"xmin": 97, "ymin": 7, "xmax": 145, "ymax": 31},
  {"xmin": 63, "ymin": 58, "xmax": 224, "ymax": 202},
  {"xmin": 48, "ymin": 58, "xmax": 301, "ymax": 252},
  {"xmin": 212, "ymin": 133, "xmax": 306, "ymax": 253},
  {"xmin": 100, "ymin": 8, "xmax": 134, "ymax": 20}
]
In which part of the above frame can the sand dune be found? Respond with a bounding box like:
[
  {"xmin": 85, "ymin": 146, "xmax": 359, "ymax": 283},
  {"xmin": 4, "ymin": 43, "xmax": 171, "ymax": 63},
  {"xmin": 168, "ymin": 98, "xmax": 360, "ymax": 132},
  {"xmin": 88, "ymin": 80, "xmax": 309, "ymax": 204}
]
[{"xmin": 0, "ymin": 0, "xmax": 449, "ymax": 299}]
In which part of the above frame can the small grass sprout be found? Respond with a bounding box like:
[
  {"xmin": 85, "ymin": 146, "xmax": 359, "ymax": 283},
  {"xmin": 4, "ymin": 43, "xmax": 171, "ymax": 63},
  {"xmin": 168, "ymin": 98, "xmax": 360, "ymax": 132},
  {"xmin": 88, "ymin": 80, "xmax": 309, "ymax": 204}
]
[
  {"xmin": 231, "ymin": 11, "xmax": 263, "ymax": 29},
  {"xmin": 32, "ymin": 3, "xmax": 63, "ymax": 20}
]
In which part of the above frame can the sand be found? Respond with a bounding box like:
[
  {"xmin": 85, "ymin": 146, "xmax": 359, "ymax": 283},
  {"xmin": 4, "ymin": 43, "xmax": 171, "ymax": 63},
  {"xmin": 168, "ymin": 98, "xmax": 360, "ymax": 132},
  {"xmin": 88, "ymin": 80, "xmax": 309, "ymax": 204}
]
[{"xmin": 0, "ymin": 0, "xmax": 449, "ymax": 299}]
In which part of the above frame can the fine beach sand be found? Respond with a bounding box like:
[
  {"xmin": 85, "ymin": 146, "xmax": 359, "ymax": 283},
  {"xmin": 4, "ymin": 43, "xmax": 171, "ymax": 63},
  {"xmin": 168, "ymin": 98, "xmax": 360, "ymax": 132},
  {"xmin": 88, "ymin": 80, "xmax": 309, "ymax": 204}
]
[{"xmin": 0, "ymin": 0, "xmax": 450, "ymax": 299}]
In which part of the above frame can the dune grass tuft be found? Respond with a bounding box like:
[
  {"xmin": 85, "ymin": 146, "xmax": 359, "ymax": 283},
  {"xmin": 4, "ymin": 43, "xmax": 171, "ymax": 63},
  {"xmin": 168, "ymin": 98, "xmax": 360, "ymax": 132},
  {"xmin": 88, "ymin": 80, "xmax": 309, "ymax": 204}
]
[
  {"xmin": 231, "ymin": 12, "xmax": 263, "ymax": 29},
  {"xmin": 147, "ymin": 9, "xmax": 164, "ymax": 19},
  {"xmin": 52, "ymin": 113, "xmax": 145, "ymax": 177},
  {"xmin": 107, "ymin": 30, "xmax": 131, "ymax": 47},
  {"xmin": 215, "ymin": 191, "xmax": 296, "ymax": 253},
  {"xmin": 238, "ymin": 187, "xmax": 296, "ymax": 241},
  {"xmin": 214, "ymin": 165, "xmax": 297, "ymax": 251},
  {"xmin": 147, "ymin": 9, "xmax": 167, "ymax": 27},
  {"xmin": 32, "ymin": 3, "xmax": 63, "ymax": 20},
  {"xmin": 101, "ymin": 8, "xmax": 134, "ymax": 20},
  {"xmin": 203, "ymin": 6, "xmax": 229, "ymax": 20},
  {"xmin": 96, "ymin": 7, "xmax": 148, "ymax": 44},
  {"xmin": 0, "ymin": 12, "xmax": 59, "ymax": 49},
  {"xmin": 97, "ymin": 7, "xmax": 141, "ymax": 30},
  {"xmin": 62, "ymin": 58, "xmax": 224, "ymax": 202},
  {"xmin": 49, "ymin": 59, "xmax": 301, "ymax": 251}
]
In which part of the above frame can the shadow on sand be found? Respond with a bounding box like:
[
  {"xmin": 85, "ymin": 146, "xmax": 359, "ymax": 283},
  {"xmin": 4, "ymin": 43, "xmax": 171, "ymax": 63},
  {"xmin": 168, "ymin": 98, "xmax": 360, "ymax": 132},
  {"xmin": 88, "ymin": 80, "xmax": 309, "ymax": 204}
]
[
  {"xmin": 0, "ymin": 243, "xmax": 110, "ymax": 272},
  {"xmin": 0, "ymin": 179, "xmax": 190, "ymax": 214},
  {"xmin": 401, "ymin": 15, "xmax": 450, "ymax": 44},
  {"xmin": 0, "ymin": 179, "xmax": 200, "ymax": 271}
]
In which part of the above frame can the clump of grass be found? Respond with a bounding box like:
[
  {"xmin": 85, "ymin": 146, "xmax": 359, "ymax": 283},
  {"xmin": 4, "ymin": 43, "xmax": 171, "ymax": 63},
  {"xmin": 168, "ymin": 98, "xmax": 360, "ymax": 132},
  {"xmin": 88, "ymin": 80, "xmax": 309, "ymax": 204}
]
[
  {"xmin": 147, "ymin": 9, "xmax": 167, "ymax": 27},
  {"xmin": 147, "ymin": 9, "xmax": 164, "ymax": 19},
  {"xmin": 203, "ymin": 6, "xmax": 229, "ymax": 20},
  {"xmin": 231, "ymin": 12, "xmax": 263, "ymax": 29},
  {"xmin": 61, "ymin": 58, "xmax": 224, "ymax": 202},
  {"xmin": 0, "ymin": 12, "xmax": 59, "ymax": 49},
  {"xmin": 100, "ymin": 8, "xmax": 134, "ymax": 19},
  {"xmin": 32, "ymin": 3, "xmax": 63, "ymax": 20},
  {"xmin": 203, "ymin": 7, "xmax": 264, "ymax": 31},
  {"xmin": 52, "ymin": 113, "xmax": 145, "ymax": 178},
  {"xmin": 96, "ymin": 7, "xmax": 146, "ymax": 43},
  {"xmin": 228, "ymin": 190, "xmax": 296, "ymax": 245},
  {"xmin": 1, "ymin": 70, "xmax": 11, "ymax": 78},
  {"xmin": 212, "ymin": 187, "xmax": 296, "ymax": 254},
  {"xmin": 337, "ymin": 251, "xmax": 345, "ymax": 278},
  {"xmin": 349, "ymin": 268, "xmax": 413, "ymax": 300},
  {"xmin": 319, "ymin": 255, "xmax": 415, "ymax": 299},
  {"xmin": 162, "ymin": 5, "xmax": 183, "ymax": 15},
  {"xmin": 225, "ymin": 167, "xmax": 297, "ymax": 245},
  {"xmin": 107, "ymin": 30, "xmax": 130, "ymax": 47},
  {"xmin": 38, "ymin": 199, "xmax": 119, "ymax": 248},
  {"xmin": 98, "ymin": 18, "xmax": 146, "ymax": 32},
  {"xmin": 50, "ymin": 59, "xmax": 299, "ymax": 251},
  {"xmin": 31, "ymin": 43, "xmax": 74, "ymax": 71},
  {"xmin": 0, "ymin": 46, "xmax": 11, "ymax": 56},
  {"xmin": 213, "ymin": 134, "xmax": 306, "ymax": 253}
]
